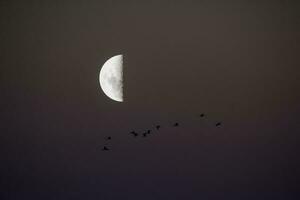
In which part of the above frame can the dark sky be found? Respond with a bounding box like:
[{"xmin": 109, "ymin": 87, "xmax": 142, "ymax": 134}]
[{"xmin": 1, "ymin": 0, "xmax": 300, "ymax": 199}]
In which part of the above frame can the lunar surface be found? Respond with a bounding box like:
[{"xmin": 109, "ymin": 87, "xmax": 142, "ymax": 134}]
[{"xmin": 99, "ymin": 55, "xmax": 123, "ymax": 102}]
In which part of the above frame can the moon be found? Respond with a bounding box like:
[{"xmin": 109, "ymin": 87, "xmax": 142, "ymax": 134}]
[{"xmin": 99, "ymin": 55, "xmax": 124, "ymax": 102}]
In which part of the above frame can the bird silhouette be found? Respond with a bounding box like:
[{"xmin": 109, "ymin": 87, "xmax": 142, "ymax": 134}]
[
  {"xmin": 173, "ymin": 122, "xmax": 179, "ymax": 127},
  {"xmin": 199, "ymin": 113, "xmax": 205, "ymax": 118},
  {"xmin": 130, "ymin": 131, "xmax": 138, "ymax": 137},
  {"xmin": 156, "ymin": 125, "xmax": 161, "ymax": 130},
  {"xmin": 106, "ymin": 136, "xmax": 112, "ymax": 140},
  {"xmin": 102, "ymin": 146, "xmax": 109, "ymax": 151},
  {"xmin": 215, "ymin": 122, "xmax": 222, "ymax": 127},
  {"xmin": 142, "ymin": 132, "xmax": 147, "ymax": 137},
  {"xmin": 147, "ymin": 130, "xmax": 151, "ymax": 134}
]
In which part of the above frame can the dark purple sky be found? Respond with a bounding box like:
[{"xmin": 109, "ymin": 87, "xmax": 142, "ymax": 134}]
[{"xmin": 1, "ymin": 0, "xmax": 300, "ymax": 199}]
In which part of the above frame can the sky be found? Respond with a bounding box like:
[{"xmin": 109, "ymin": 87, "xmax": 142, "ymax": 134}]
[{"xmin": 1, "ymin": 0, "xmax": 300, "ymax": 199}]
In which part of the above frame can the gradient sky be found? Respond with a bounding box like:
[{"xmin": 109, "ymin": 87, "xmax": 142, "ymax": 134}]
[{"xmin": 1, "ymin": 0, "xmax": 300, "ymax": 199}]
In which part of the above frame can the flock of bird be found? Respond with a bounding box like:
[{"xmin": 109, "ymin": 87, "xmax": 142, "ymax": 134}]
[{"xmin": 100, "ymin": 113, "xmax": 222, "ymax": 151}]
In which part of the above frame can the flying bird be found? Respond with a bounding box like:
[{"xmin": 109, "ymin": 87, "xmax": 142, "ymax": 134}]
[
  {"xmin": 102, "ymin": 146, "xmax": 109, "ymax": 151},
  {"xmin": 156, "ymin": 125, "xmax": 161, "ymax": 130},
  {"xmin": 215, "ymin": 122, "xmax": 222, "ymax": 127},
  {"xmin": 199, "ymin": 113, "xmax": 205, "ymax": 118},
  {"xmin": 130, "ymin": 131, "xmax": 138, "ymax": 137},
  {"xmin": 173, "ymin": 122, "xmax": 179, "ymax": 127},
  {"xmin": 142, "ymin": 132, "xmax": 147, "ymax": 137},
  {"xmin": 147, "ymin": 130, "xmax": 151, "ymax": 134},
  {"xmin": 106, "ymin": 136, "xmax": 112, "ymax": 140}
]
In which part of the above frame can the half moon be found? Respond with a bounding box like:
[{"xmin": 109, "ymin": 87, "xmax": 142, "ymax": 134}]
[{"xmin": 99, "ymin": 55, "xmax": 124, "ymax": 102}]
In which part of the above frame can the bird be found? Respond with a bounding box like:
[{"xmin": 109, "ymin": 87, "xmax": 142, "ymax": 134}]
[
  {"xmin": 199, "ymin": 113, "xmax": 205, "ymax": 118},
  {"xmin": 155, "ymin": 125, "xmax": 161, "ymax": 130},
  {"xmin": 102, "ymin": 146, "xmax": 109, "ymax": 151},
  {"xmin": 106, "ymin": 136, "xmax": 112, "ymax": 140},
  {"xmin": 215, "ymin": 122, "xmax": 222, "ymax": 127},
  {"xmin": 173, "ymin": 122, "xmax": 179, "ymax": 127},
  {"xmin": 147, "ymin": 129, "xmax": 151, "ymax": 134},
  {"xmin": 130, "ymin": 131, "xmax": 138, "ymax": 137},
  {"xmin": 142, "ymin": 132, "xmax": 147, "ymax": 137}
]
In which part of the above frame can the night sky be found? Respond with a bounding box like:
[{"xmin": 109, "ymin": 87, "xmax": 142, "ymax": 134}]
[{"xmin": 1, "ymin": 0, "xmax": 300, "ymax": 199}]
